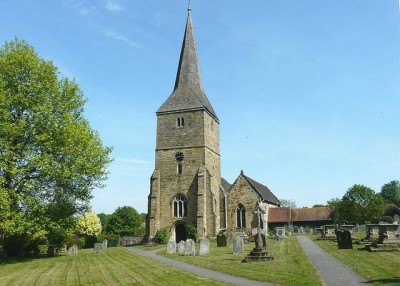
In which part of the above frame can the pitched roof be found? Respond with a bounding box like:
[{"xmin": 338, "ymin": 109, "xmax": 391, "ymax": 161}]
[
  {"xmin": 268, "ymin": 207, "xmax": 334, "ymax": 223},
  {"xmin": 268, "ymin": 208, "xmax": 290, "ymax": 223},
  {"xmin": 241, "ymin": 171, "xmax": 281, "ymax": 205},
  {"xmin": 292, "ymin": 207, "xmax": 334, "ymax": 222},
  {"xmin": 157, "ymin": 9, "xmax": 218, "ymax": 121},
  {"xmin": 220, "ymin": 177, "xmax": 232, "ymax": 192}
]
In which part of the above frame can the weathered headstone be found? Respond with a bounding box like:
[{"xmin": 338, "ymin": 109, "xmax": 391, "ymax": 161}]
[
  {"xmin": 102, "ymin": 239, "xmax": 108, "ymax": 249},
  {"xmin": 47, "ymin": 245, "xmax": 55, "ymax": 257},
  {"xmin": 217, "ymin": 234, "xmax": 227, "ymax": 247},
  {"xmin": 293, "ymin": 226, "xmax": 299, "ymax": 234},
  {"xmin": 276, "ymin": 227, "xmax": 286, "ymax": 239},
  {"xmin": 199, "ymin": 238, "xmax": 210, "ymax": 255},
  {"xmin": 177, "ymin": 240, "xmax": 185, "ymax": 255},
  {"xmin": 166, "ymin": 240, "xmax": 177, "ymax": 254},
  {"xmin": 233, "ymin": 236, "xmax": 244, "ymax": 254},
  {"xmin": 184, "ymin": 239, "xmax": 195, "ymax": 256},
  {"xmin": 93, "ymin": 243, "xmax": 103, "ymax": 254},
  {"xmin": 68, "ymin": 244, "xmax": 78, "ymax": 256},
  {"xmin": 336, "ymin": 229, "xmax": 353, "ymax": 249},
  {"xmin": 393, "ymin": 215, "xmax": 400, "ymax": 224}
]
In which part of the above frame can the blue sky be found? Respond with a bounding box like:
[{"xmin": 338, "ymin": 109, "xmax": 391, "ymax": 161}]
[{"xmin": 1, "ymin": 1, "xmax": 399, "ymax": 214}]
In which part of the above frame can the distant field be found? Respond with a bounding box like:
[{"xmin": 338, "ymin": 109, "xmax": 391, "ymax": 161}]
[
  {"xmin": 158, "ymin": 235, "xmax": 324, "ymax": 286},
  {"xmin": 0, "ymin": 247, "xmax": 230, "ymax": 286},
  {"xmin": 313, "ymin": 235, "xmax": 400, "ymax": 285}
]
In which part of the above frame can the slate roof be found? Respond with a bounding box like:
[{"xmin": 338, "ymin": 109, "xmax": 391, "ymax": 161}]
[
  {"xmin": 241, "ymin": 172, "xmax": 281, "ymax": 206},
  {"xmin": 268, "ymin": 207, "xmax": 334, "ymax": 223},
  {"xmin": 220, "ymin": 177, "xmax": 232, "ymax": 192},
  {"xmin": 157, "ymin": 9, "xmax": 218, "ymax": 121}
]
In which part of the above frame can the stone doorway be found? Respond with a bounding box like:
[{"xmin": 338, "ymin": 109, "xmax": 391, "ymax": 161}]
[{"xmin": 175, "ymin": 223, "xmax": 187, "ymax": 243}]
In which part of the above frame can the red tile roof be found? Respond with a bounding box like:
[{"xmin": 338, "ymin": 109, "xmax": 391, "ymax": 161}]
[{"xmin": 268, "ymin": 206, "xmax": 333, "ymax": 223}]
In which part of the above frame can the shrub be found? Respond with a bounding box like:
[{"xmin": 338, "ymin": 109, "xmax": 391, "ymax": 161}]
[
  {"xmin": 64, "ymin": 235, "xmax": 85, "ymax": 249},
  {"xmin": 186, "ymin": 224, "xmax": 197, "ymax": 240},
  {"xmin": 380, "ymin": 216, "xmax": 394, "ymax": 223},
  {"xmin": 153, "ymin": 228, "xmax": 168, "ymax": 244}
]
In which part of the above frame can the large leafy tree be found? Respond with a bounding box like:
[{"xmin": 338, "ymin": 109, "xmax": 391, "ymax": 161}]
[
  {"xmin": 336, "ymin": 184, "xmax": 384, "ymax": 224},
  {"xmin": 380, "ymin": 180, "xmax": 400, "ymax": 206},
  {"xmin": 0, "ymin": 39, "xmax": 112, "ymax": 252},
  {"xmin": 106, "ymin": 206, "xmax": 144, "ymax": 236}
]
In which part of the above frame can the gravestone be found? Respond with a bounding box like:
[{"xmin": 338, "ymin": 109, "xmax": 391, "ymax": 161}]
[
  {"xmin": 336, "ymin": 229, "xmax": 353, "ymax": 249},
  {"xmin": 68, "ymin": 244, "xmax": 78, "ymax": 256},
  {"xmin": 276, "ymin": 227, "xmax": 286, "ymax": 239},
  {"xmin": 177, "ymin": 240, "xmax": 185, "ymax": 255},
  {"xmin": 102, "ymin": 239, "xmax": 108, "ymax": 249},
  {"xmin": 393, "ymin": 215, "xmax": 400, "ymax": 224},
  {"xmin": 233, "ymin": 236, "xmax": 244, "ymax": 254},
  {"xmin": 323, "ymin": 225, "xmax": 336, "ymax": 239},
  {"xmin": 273, "ymin": 234, "xmax": 280, "ymax": 242},
  {"xmin": 217, "ymin": 234, "xmax": 227, "ymax": 247},
  {"xmin": 293, "ymin": 226, "xmax": 299, "ymax": 234},
  {"xmin": 93, "ymin": 243, "xmax": 103, "ymax": 254},
  {"xmin": 300, "ymin": 226, "xmax": 304, "ymax": 234},
  {"xmin": 47, "ymin": 245, "xmax": 55, "ymax": 257},
  {"xmin": 199, "ymin": 238, "xmax": 210, "ymax": 255},
  {"xmin": 166, "ymin": 240, "xmax": 176, "ymax": 254},
  {"xmin": 184, "ymin": 239, "xmax": 195, "ymax": 256}
]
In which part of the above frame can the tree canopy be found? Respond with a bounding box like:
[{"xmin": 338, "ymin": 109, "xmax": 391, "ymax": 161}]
[
  {"xmin": 330, "ymin": 184, "xmax": 384, "ymax": 224},
  {"xmin": 106, "ymin": 206, "xmax": 144, "ymax": 236},
  {"xmin": 0, "ymin": 39, "xmax": 112, "ymax": 252},
  {"xmin": 380, "ymin": 180, "xmax": 400, "ymax": 206}
]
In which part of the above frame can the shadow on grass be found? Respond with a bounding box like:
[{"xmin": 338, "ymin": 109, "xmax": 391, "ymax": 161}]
[
  {"xmin": 363, "ymin": 277, "xmax": 400, "ymax": 285},
  {"xmin": 0, "ymin": 253, "xmax": 65, "ymax": 265}
]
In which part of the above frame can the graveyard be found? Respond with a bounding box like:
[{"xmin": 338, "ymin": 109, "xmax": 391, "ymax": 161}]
[{"xmin": 2, "ymin": 228, "xmax": 399, "ymax": 285}]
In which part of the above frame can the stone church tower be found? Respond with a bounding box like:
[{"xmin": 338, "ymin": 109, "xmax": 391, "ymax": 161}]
[{"xmin": 146, "ymin": 7, "xmax": 221, "ymax": 242}]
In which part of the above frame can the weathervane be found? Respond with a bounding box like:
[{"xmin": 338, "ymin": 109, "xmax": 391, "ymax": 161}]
[{"xmin": 188, "ymin": 0, "xmax": 191, "ymax": 12}]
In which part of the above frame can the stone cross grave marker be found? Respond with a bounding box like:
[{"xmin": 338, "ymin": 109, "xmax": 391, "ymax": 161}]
[
  {"xmin": 199, "ymin": 237, "xmax": 210, "ymax": 255},
  {"xmin": 233, "ymin": 236, "xmax": 244, "ymax": 254},
  {"xmin": 184, "ymin": 239, "xmax": 195, "ymax": 256}
]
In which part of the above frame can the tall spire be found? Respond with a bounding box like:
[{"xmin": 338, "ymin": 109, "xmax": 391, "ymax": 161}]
[
  {"xmin": 173, "ymin": 4, "xmax": 202, "ymax": 91},
  {"xmin": 157, "ymin": 5, "xmax": 218, "ymax": 121}
]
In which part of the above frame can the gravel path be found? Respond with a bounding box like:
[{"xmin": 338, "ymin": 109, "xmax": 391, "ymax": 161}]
[
  {"xmin": 124, "ymin": 247, "xmax": 272, "ymax": 286},
  {"xmin": 296, "ymin": 236, "xmax": 366, "ymax": 286}
]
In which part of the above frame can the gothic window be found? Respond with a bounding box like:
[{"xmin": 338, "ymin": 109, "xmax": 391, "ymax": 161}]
[
  {"xmin": 236, "ymin": 204, "xmax": 246, "ymax": 228},
  {"xmin": 177, "ymin": 163, "xmax": 183, "ymax": 174},
  {"xmin": 174, "ymin": 194, "xmax": 187, "ymax": 218},
  {"xmin": 177, "ymin": 117, "xmax": 185, "ymax": 127}
]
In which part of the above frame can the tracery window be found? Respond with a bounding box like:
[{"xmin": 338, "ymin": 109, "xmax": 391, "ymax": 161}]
[
  {"xmin": 236, "ymin": 204, "xmax": 246, "ymax": 228},
  {"xmin": 174, "ymin": 194, "xmax": 187, "ymax": 218}
]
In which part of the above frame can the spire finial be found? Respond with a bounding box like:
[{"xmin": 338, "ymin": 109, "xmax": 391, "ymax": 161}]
[{"xmin": 188, "ymin": 0, "xmax": 191, "ymax": 12}]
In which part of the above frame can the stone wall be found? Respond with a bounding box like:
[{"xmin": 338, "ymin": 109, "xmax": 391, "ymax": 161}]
[{"xmin": 147, "ymin": 109, "xmax": 221, "ymax": 238}]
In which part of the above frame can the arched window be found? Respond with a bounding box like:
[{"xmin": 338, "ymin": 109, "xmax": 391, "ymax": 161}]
[
  {"xmin": 236, "ymin": 204, "xmax": 246, "ymax": 228},
  {"xmin": 177, "ymin": 163, "xmax": 183, "ymax": 174},
  {"xmin": 174, "ymin": 194, "xmax": 187, "ymax": 218}
]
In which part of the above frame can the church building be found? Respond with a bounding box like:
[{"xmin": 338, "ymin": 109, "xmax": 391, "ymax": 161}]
[
  {"xmin": 146, "ymin": 6, "xmax": 331, "ymax": 242},
  {"xmin": 146, "ymin": 6, "xmax": 281, "ymax": 242}
]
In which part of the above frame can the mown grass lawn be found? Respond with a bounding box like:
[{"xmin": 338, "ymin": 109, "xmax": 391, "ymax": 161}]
[
  {"xmin": 0, "ymin": 247, "xmax": 230, "ymax": 286},
  {"xmin": 158, "ymin": 235, "xmax": 323, "ymax": 286},
  {"xmin": 312, "ymin": 235, "xmax": 400, "ymax": 285}
]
